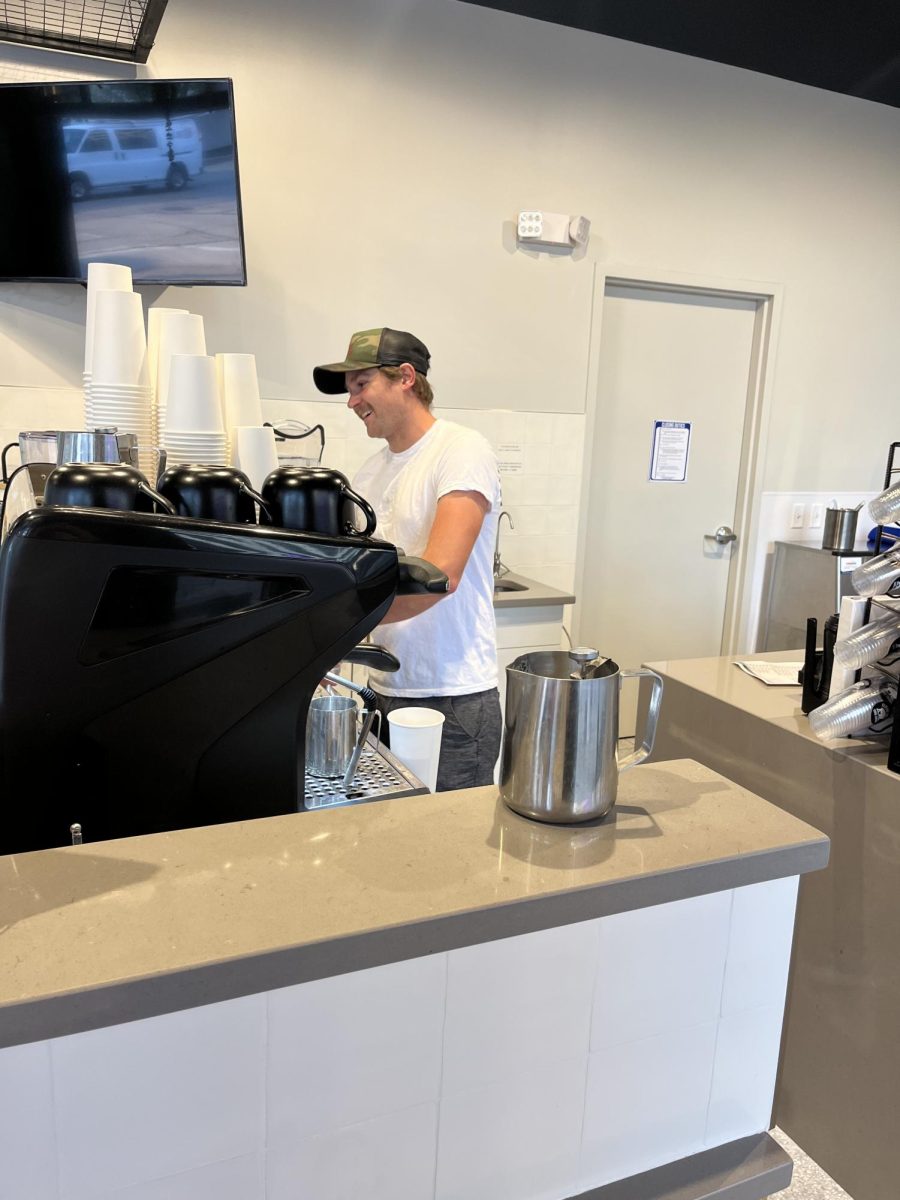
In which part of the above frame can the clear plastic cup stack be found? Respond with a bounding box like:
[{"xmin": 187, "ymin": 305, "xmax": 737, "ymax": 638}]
[
  {"xmin": 850, "ymin": 547, "xmax": 900, "ymax": 597},
  {"xmin": 869, "ymin": 483, "xmax": 900, "ymax": 526},
  {"xmin": 809, "ymin": 677, "xmax": 897, "ymax": 741},
  {"xmin": 832, "ymin": 611, "xmax": 900, "ymax": 671}
]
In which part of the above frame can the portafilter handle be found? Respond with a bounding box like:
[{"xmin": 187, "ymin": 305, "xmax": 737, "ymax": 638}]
[
  {"xmin": 342, "ymin": 643, "xmax": 401, "ymax": 673},
  {"xmin": 396, "ymin": 555, "xmax": 449, "ymax": 594}
]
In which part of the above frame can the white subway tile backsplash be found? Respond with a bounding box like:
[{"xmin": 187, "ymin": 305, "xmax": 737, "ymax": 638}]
[
  {"xmin": 705, "ymin": 1005, "xmax": 785, "ymax": 1147},
  {"xmin": 722, "ymin": 877, "xmax": 798, "ymax": 1015},
  {"xmin": 551, "ymin": 414, "xmax": 585, "ymax": 447},
  {"xmin": 591, "ymin": 891, "xmax": 732, "ymax": 1050},
  {"xmin": 268, "ymin": 1103, "xmax": 438, "ymax": 1200},
  {"xmin": 266, "ymin": 955, "xmax": 445, "ymax": 1144},
  {"xmin": 580, "ymin": 1022, "xmax": 718, "ymax": 1189},
  {"xmin": 498, "ymin": 474, "xmax": 526, "ymax": 505},
  {"xmin": 436, "ymin": 1056, "xmax": 586, "ymax": 1200},
  {"xmin": 442, "ymin": 921, "xmax": 599, "ymax": 1095},
  {"xmin": 510, "ymin": 506, "xmax": 547, "ymax": 536},
  {"xmin": 52, "ymin": 995, "xmax": 266, "ymax": 1200},
  {"xmin": 0, "ymin": 1039, "xmax": 58, "ymax": 1200},
  {"xmin": 525, "ymin": 413, "xmax": 555, "ymax": 445},
  {"xmin": 86, "ymin": 1154, "xmax": 265, "ymax": 1200}
]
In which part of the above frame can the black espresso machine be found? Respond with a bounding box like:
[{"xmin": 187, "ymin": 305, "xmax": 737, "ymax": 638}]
[{"xmin": 0, "ymin": 482, "xmax": 446, "ymax": 855}]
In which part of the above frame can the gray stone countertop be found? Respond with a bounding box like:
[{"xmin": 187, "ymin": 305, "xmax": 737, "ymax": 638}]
[
  {"xmin": 492, "ymin": 571, "xmax": 576, "ymax": 608},
  {"xmin": 0, "ymin": 760, "xmax": 826, "ymax": 1049},
  {"xmin": 645, "ymin": 649, "xmax": 897, "ymax": 770}
]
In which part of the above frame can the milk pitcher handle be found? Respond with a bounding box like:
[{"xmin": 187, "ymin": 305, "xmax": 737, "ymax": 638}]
[{"xmin": 616, "ymin": 668, "xmax": 664, "ymax": 771}]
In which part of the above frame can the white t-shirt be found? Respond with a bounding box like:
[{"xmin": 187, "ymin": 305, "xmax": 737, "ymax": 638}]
[{"xmin": 353, "ymin": 419, "xmax": 501, "ymax": 697}]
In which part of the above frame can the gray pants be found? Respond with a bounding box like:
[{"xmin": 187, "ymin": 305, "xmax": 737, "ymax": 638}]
[{"xmin": 373, "ymin": 688, "xmax": 502, "ymax": 792}]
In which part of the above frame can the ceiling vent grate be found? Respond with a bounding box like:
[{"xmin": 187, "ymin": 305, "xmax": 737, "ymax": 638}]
[{"xmin": 0, "ymin": 0, "xmax": 169, "ymax": 63}]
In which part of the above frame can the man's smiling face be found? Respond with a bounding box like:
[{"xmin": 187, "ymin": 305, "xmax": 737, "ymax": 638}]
[{"xmin": 345, "ymin": 367, "xmax": 411, "ymax": 443}]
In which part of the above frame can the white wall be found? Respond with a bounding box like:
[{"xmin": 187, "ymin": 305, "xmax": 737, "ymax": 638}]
[{"xmin": 2, "ymin": 0, "xmax": 900, "ymax": 582}]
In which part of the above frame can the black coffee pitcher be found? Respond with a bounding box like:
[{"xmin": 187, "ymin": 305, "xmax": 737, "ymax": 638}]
[
  {"xmin": 158, "ymin": 464, "xmax": 268, "ymax": 524},
  {"xmin": 43, "ymin": 462, "xmax": 176, "ymax": 516},
  {"xmin": 260, "ymin": 467, "xmax": 376, "ymax": 537}
]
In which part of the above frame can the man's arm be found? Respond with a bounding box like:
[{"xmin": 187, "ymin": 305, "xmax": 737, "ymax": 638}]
[{"xmin": 380, "ymin": 489, "xmax": 490, "ymax": 624}]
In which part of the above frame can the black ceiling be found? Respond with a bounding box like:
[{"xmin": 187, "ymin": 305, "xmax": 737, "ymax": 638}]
[{"xmin": 458, "ymin": 0, "xmax": 900, "ymax": 110}]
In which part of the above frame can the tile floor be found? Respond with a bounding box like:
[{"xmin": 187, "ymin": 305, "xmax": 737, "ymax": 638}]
[{"xmin": 769, "ymin": 1127, "xmax": 853, "ymax": 1198}]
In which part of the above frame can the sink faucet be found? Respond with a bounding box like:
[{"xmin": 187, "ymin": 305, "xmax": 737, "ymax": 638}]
[{"xmin": 494, "ymin": 510, "xmax": 514, "ymax": 578}]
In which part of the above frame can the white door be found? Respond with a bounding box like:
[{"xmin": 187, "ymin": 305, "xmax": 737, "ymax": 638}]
[{"xmin": 578, "ymin": 281, "xmax": 760, "ymax": 732}]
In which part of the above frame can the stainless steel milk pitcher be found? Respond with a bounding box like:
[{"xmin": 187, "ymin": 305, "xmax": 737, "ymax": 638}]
[{"xmin": 499, "ymin": 649, "xmax": 663, "ymax": 823}]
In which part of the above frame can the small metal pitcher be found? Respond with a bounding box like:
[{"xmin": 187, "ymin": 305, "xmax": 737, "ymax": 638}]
[
  {"xmin": 499, "ymin": 649, "xmax": 663, "ymax": 824},
  {"xmin": 305, "ymin": 691, "xmax": 379, "ymax": 789}
]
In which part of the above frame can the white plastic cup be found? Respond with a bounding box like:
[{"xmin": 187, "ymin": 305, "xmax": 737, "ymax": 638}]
[
  {"xmin": 90, "ymin": 290, "xmax": 148, "ymax": 387},
  {"xmin": 85, "ymin": 262, "xmax": 132, "ymax": 373},
  {"xmin": 216, "ymin": 352, "xmax": 264, "ymax": 429},
  {"xmin": 157, "ymin": 313, "xmax": 207, "ymax": 414},
  {"xmin": 165, "ymin": 355, "xmax": 224, "ymax": 432},
  {"xmin": 387, "ymin": 707, "xmax": 445, "ymax": 792},
  {"xmin": 232, "ymin": 425, "xmax": 279, "ymax": 491},
  {"xmin": 147, "ymin": 306, "xmax": 189, "ymax": 397}
]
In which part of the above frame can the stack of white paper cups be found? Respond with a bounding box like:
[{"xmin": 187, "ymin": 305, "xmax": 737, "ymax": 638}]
[
  {"xmin": 216, "ymin": 352, "xmax": 263, "ymax": 459},
  {"xmin": 163, "ymin": 354, "xmax": 227, "ymax": 466},
  {"xmin": 232, "ymin": 426, "xmax": 279, "ymax": 491},
  {"xmin": 84, "ymin": 262, "xmax": 133, "ymax": 425},
  {"xmin": 146, "ymin": 306, "xmax": 189, "ymax": 435},
  {"xmin": 89, "ymin": 290, "xmax": 154, "ymax": 475},
  {"xmin": 156, "ymin": 313, "xmax": 207, "ymax": 439}
]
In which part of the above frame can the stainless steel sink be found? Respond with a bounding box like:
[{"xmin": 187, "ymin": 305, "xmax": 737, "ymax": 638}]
[{"xmin": 493, "ymin": 578, "xmax": 528, "ymax": 593}]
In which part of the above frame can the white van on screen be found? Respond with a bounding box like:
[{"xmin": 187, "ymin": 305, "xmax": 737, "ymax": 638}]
[{"xmin": 63, "ymin": 118, "xmax": 203, "ymax": 200}]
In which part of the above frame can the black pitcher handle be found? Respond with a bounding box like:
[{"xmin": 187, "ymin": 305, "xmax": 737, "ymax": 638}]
[
  {"xmin": 138, "ymin": 479, "xmax": 178, "ymax": 516},
  {"xmin": 240, "ymin": 481, "xmax": 272, "ymax": 523},
  {"xmin": 342, "ymin": 485, "xmax": 377, "ymax": 536},
  {"xmin": 1, "ymin": 442, "xmax": 18, "ymax": 485}
]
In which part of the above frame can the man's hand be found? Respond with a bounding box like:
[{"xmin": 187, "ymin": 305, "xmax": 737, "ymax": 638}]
[{"xmin": 380, "ymin": 490, "xmax": 490, "ymax": 624}]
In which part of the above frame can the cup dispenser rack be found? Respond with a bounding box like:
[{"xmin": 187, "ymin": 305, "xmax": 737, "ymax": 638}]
[{"xmin": 861, "ymin": 441, "xmax": 900, "ymax": 773}]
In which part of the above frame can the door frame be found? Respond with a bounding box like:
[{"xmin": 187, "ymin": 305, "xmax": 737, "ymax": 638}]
[{"xmin": 573, "ymin": 264, "xmax": 784, "ymax": 656}]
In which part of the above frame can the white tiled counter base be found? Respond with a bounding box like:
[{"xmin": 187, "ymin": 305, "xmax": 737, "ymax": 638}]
[{"xmin": 0, "ymin": 877, "xmax": 798, "ymax": 1200}]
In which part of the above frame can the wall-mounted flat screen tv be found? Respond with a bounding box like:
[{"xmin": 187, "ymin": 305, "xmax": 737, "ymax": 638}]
[{"xmin": 0, "ymin": 78, "xmax": 247, "ymax": 285}]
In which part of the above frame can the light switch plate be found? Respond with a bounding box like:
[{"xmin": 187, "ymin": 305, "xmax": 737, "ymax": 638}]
[
  {"xmin": 791, "ymin": 504, "xmax": 805, "ymax": 529},
  {"xmin": 809, "ymin": 503, "xmax": 824, "ymax": 528}
]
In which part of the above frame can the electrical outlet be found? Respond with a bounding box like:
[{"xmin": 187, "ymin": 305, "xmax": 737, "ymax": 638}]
[
  {"xmin": 810, "ymin": 503, "xmax": 824, "ymax": 528},
  {"xmin": 791, "ymin": 503, "xmax": 806, "ymax": 529}
]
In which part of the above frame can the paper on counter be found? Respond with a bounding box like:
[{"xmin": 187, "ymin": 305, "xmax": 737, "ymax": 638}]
[{"xmin": 735, "ymin": 660, "xmax": 804, "ymax": 686}]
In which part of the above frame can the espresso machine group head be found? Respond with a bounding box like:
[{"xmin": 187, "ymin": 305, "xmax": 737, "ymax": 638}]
[{"xmin": 0, "ymin": 506, "xmax": 446, "ymax": 854}]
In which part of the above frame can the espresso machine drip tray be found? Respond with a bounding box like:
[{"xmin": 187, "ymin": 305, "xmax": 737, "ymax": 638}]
[{"xmin": 303, "ymin": 738, "xmax": 428, "ymax": 810}]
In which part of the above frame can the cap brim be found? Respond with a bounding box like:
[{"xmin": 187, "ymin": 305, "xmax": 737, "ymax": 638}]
[{"xmin": 313, "ymin": 358, "xmax": 377, "ymax": 394}]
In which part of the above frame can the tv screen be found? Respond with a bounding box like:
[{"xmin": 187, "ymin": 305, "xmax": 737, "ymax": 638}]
[{"xmin": 0, "ymin": 78, "xmax": 247, "ymax": 285}]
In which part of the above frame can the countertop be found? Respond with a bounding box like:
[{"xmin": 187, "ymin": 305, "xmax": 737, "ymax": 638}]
[
  {"xmin": 492, "ymin": 571, "xmax": 576, "ymax": 608},
  {"xmin": 645, "ymin": 650, "xmax": 895, "ymax": 772},
  {"xmin": 0, "ymin": 759, "xmax": 826, "ymax": 1048}
]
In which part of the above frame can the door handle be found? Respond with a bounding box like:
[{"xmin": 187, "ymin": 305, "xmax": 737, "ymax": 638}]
[{"xmin": 705, "ymin": 525, "xmax": 737, "ymax": 545}]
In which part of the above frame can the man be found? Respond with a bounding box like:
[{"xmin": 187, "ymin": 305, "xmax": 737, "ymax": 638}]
[{"xmin": 313, "ymin": 327, "xmax": 502, "ymax": 790}]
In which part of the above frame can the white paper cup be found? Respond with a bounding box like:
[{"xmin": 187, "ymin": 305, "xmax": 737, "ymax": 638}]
[
  {"xmin": 157, "ymin": 313, "xmax": 207, "ymax": 414},
  {"xmin": 387, "ymin": 707, "xmax": 445, "ymax": 792},
  {"xmin": 147, "ymin": 306, "xmax": 189, "ymax": 397},
  {"xmin": 216, "ymin": 352, "xmax": 263, "ymax": 429},
  {"xmin": 90, "ymin": 290, "xmax": 148, "ymax": 388},
  {"xmin": 232, "ymin": 425, "xmax": 279, "ymax": 491},
  {"xmin": 85, "ymin": 262, "xmax": 132, "ymax": 373},
  {"xmin": 165, "ymin": 354, "xmax": 224, "ymax": 432}
]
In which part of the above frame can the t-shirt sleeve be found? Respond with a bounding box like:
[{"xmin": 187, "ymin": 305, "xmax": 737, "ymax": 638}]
[{"xmin": 434, "ymin": 431, "xmax": 500, "ymax": 508}]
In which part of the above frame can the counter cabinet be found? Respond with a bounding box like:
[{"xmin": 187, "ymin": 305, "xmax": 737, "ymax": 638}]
[
  {"xmin": 645, "ymin": 652, "xmax": 898, "ymax": 1200},
  {"xmin": 0, "ymin": 759, "xmax": 826, "ymax": 1200}
]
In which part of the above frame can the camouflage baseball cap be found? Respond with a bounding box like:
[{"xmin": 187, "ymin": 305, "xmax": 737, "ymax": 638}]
[{"xmin": 313, "ymin": 327, "xmax": 431, "ymax": 394}]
